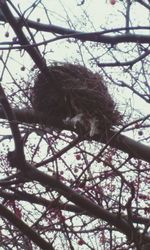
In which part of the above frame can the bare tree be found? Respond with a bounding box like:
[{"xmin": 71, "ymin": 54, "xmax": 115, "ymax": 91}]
[{"xmin": 0, "ymin": 1, "xmax": 150, "ymax": 249}]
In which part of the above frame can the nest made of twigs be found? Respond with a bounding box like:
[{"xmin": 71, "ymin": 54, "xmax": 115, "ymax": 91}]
[{"xmin": 31, "ymin": 63, "xmax": 122, "ymax": 134}]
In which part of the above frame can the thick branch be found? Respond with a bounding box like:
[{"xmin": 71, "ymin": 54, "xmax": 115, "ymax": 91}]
[
  {"xmin": 24, "ymin": 164, "xmax": 150, "ymax": 244},
  {"xmin": 0, "ymin": 108, "xmax": 149, "ymax": 163},
  {"xmin": 0, "ymin": 0, "xmax": 48, "ymax": 75},
  {"xmin": 0, "ymin": 190, "xmax": 149, "ymax": 225},
  {"xmin": 0, "ymin": 204, "xmax": 54, "ymax": 250},
  {"xmin": 0, "ymin": 8, "xmax": 150, "ymax": 45},
  {"xmin": 0, "ymin": 85, "xmax": 26, "ymax": 172},
  {"xmin": 1, "ymin": 11, "xmax": 149, "ymax": 35},
  {"xmin": 94, "ymin": 130, "xmax": 150, "ymax": 164},
  {"xmin": 136, "ymin": 0, "xmax": 150, "ymax": 10}
]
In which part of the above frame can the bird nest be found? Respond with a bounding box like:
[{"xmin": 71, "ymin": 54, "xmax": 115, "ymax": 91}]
[{"xmin": 31, "ymin": 63, "xmax": 122, "ymax": 136}]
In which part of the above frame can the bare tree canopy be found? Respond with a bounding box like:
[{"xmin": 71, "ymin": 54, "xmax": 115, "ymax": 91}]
[{"xmin": 0, "ymin": 0, "xmax": 150, "ymax": 249}]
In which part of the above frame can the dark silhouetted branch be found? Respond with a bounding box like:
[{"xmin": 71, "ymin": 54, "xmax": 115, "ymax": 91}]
[
  {"xmin": 0, "ymin": 108, "xmax": 149, "ymax": 163},
  {"xmin": 0, "ymin": 203, "xmax": 55, "ymax": 250}
]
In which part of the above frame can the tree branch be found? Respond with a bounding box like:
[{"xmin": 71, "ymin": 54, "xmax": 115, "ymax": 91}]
[
  {"xmin": 0, "ymin": 0, "xmax": 48, "ymax": 75},
  {"xmin": 136, "ymin": 0, "xmax": 150, "ymax": 10},
  {"xmin": 0, "ymin": 189, "xmax": 149, "ymax": 225},
  {"xmin": 0, "ymin": 5, "xmax": 150, "ymax": 45},
  {"xmin": 0, "ymin": 85, "xmax": 27, "ymax": 172},
  {"xmin": 0, "ymin": 108, "xmax": 149, "ymax": 163},
  {"xmin": 23, "ymin": 163, "xmax": 150, "ymax": 244},
  {"xmin": 97, "ymin": 50, "xmax": 150, "ymax": 67},
  {"xmin": 0, "ymin": 203, "xmax": 55, "ymax": 250}
]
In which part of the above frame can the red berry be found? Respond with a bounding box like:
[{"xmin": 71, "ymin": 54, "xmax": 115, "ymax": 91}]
[
  {"xmin": 110, "ymin": 0, "xmax": 116, "ymax": 5},
  {"xmin": 78, "ymin": 239, "xmax": 85, "ymax": 245},
  {"xmin": 75, "ymin": 154, "xmax": 81, "ymax": 160}
]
